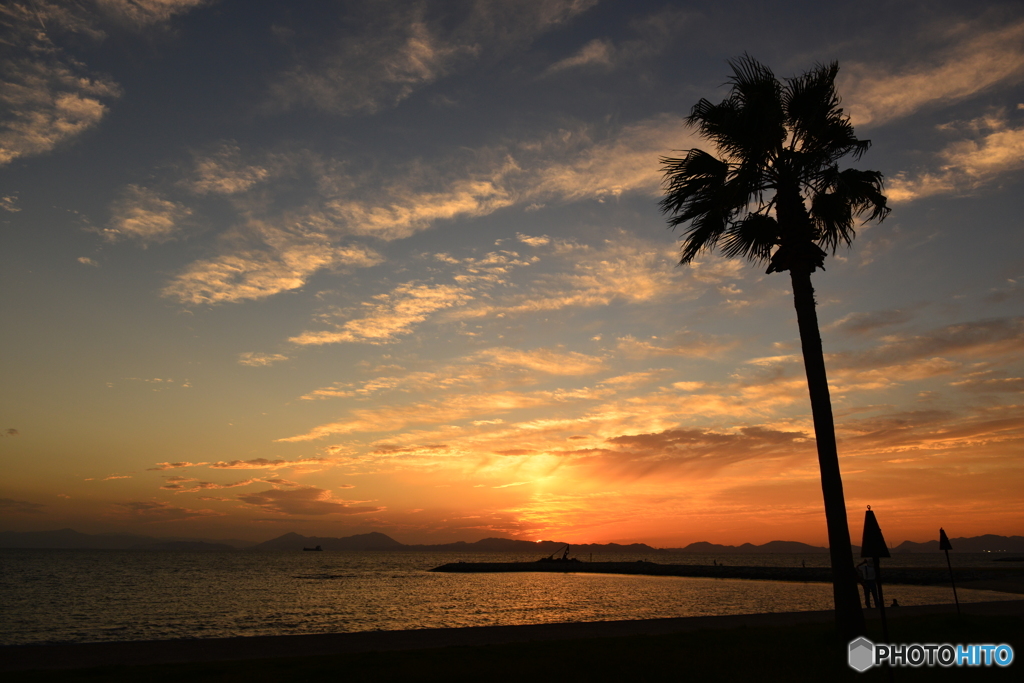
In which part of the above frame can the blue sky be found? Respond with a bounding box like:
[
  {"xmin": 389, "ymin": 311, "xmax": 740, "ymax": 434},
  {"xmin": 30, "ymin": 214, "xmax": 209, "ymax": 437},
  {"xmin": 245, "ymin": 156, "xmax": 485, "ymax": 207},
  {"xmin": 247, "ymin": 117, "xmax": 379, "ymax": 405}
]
[{"xmin": 2, "ymin": 0, "xmax": 1023, "ymax": 545}]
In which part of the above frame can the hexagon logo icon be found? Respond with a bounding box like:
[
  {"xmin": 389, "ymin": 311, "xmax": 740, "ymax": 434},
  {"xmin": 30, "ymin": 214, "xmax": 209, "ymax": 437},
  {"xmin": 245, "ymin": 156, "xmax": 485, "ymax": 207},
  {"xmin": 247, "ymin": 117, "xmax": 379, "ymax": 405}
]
[{"xmin": 849, "ymin": 637, "xmax": 875, "ymax": 672}]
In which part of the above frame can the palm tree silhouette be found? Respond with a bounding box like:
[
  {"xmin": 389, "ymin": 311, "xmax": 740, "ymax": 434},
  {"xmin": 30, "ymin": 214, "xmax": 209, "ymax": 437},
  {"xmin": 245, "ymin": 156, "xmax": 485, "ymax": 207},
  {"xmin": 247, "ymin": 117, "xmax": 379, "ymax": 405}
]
[{"xmin": 660, "ymin": 55, "xmax": 889, "ymax": 639}]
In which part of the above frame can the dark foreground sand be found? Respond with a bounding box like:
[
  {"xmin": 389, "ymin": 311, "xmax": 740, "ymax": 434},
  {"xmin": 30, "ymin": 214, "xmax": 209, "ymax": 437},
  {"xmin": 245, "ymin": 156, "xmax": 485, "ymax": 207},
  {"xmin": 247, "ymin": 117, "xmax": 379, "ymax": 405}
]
[{"xmin": 2, "ymin": 600, "xmax": 1021, "ymax": 672}]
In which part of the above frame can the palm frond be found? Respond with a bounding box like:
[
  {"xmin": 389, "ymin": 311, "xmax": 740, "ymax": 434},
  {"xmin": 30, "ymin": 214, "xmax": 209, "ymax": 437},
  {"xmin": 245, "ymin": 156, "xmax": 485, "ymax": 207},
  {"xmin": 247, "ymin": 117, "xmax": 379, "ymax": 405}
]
[
  {"xmin": 783, "ymin": 62, "xmax": 870, "ymax": 169},
  {"xmin": 837, "ymin": 168, "xmax": 890, "ymax": 222},
  {"xmin": 688, "ymin": 55, "xmax": 786, "ymax": 168},
  {"xmin": 659, "ymin": 149, "xmax": 730, "ymax": 226},
  {"xmin": 810, "ymin": 167, "xmax": 890, "ymax": 251},
  {"xmin": 660, "ymin": 150, "xmax": 751, "ymax": 264},
  {"xmin": 720, "ymin": 213, "xmax": 778, "ymax": 263},
  {"xmin": 663, "ymin": 56, "xmax": 889, "ymax": 270}
]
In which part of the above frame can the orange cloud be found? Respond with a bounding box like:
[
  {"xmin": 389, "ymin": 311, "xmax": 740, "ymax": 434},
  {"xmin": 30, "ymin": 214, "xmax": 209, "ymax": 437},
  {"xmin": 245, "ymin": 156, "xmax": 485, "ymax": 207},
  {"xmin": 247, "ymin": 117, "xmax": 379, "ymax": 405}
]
[
  {"xmin": 237, "ymin": 486, "xmax": 381, "ymax": 516},
  {"xmin": 208, "ymin": 457, "xmax": 332, "ymax": 470},
  {"xmin": 148, "ymin": 461, "xmax": 207, "ymax": 471},
  {"xmin": 114, "ymin": 500, "xmax": 224, "ymax": 522}
]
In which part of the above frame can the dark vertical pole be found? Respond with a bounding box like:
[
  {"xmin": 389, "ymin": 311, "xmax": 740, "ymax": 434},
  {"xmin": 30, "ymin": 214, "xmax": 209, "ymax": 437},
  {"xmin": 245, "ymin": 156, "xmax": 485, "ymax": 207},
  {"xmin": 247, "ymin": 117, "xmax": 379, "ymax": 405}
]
[
  {"xmin": 874, "ymin": 557, "xmax": 889, "ymax": 644},
  {"xmin": 945, "ymin": 549, "xmax": 960, "ymax": 615},
  {"xmin": 939, "ymin": 528, "xmax": 959, "ymax": 615}
]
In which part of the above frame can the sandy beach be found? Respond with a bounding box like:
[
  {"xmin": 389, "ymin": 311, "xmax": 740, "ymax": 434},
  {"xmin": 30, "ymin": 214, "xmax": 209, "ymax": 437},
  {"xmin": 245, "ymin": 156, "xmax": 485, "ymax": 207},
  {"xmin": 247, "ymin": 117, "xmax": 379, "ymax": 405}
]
[{"xmin": 2, "ymin": 599, "xmax": 1021, "ymax": 673}]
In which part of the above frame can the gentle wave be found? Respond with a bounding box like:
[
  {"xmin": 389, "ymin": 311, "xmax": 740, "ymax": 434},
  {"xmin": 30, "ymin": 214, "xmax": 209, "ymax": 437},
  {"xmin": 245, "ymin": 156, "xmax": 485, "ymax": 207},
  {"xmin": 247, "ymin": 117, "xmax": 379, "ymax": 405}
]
[{"xmin": 0, "ymin": 549, "xmax": 1014, "ymax": 646}]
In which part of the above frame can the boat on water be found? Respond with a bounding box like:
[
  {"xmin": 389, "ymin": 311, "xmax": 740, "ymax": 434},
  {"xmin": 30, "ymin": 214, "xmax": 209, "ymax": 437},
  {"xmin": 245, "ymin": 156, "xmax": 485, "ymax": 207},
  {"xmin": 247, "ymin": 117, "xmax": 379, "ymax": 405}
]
[
  {"xmin": 537, "ymin": 544, "xmax": 580, "ymax": 563},
  {"xmin": 303, "ymin": 545, "xmax": 323, "ymax": 551}
]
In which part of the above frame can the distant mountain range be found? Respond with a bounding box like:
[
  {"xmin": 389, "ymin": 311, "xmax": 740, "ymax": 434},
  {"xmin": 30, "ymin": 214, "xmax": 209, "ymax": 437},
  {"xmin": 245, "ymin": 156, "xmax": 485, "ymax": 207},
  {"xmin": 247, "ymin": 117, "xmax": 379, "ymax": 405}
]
[
  {"xmin": 888, "ymin": 534, "xmax": 1024, "ymax": 553},
  {"xmin": 3, "ymin": 528, "xmax": 1023, "ymax": 554}
]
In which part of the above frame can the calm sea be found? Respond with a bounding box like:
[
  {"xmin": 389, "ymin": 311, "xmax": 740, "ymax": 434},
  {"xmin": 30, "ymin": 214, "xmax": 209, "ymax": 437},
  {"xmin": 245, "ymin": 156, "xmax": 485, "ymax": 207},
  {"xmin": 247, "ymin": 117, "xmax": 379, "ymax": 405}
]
[{"xmin": 0, "ymin": 549, "xmax": 1016, "ymax": 646}]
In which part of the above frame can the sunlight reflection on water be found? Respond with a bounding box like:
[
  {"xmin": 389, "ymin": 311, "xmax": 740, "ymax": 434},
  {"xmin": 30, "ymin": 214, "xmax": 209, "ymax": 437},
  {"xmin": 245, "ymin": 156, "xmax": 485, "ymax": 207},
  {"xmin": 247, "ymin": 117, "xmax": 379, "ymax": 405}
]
[{"xmin": 0, "ymin": 549, "xmax": 1016, "ymax": 645}]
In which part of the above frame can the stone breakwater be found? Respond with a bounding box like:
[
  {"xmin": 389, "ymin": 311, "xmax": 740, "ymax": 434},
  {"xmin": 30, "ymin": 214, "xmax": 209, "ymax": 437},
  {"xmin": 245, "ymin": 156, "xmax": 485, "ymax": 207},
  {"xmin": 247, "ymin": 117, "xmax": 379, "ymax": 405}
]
[{"xmin": 430, "ymin": 561, "xmax": 1024, "ymax": 587}]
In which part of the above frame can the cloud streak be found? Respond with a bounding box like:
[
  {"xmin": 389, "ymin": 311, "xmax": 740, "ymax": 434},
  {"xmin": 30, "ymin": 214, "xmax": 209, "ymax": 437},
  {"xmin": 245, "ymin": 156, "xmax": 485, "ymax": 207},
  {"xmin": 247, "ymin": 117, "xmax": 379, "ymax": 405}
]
[
  {"xmin": 237, "ymin": 486, "xmax": 380, "ymax": 516},
  {"xmin": 290, "ymin": 283, "xmax": 472, "ymax": 345},
  {"xmin": 115, "ymin": 500, "xmax": 223, "ymax": 522},
  {"xmin": 162, "ymin": 222, "xmax": 383, "ymax": 305},
  {"xmin": 0, "ymin": 0, "xmax": 204, "ymax": 166},
  {"xmin": 0, "ymin": 497, "xmax": 45, "ymax": 514},
  {"xmin": 843, "ymin": 19, "xmax": 1024, "ymax": 127},
  {"xmin": 267, "ymin": 0, "xmax": 596, "ymax": 115},
  {"xmin": 208, "ymin": 457, "xmax": 333, "ymax": 470},
  {"xmin": 888, "ymin": 111, "xmax": 1024, "ymax": 202},
  {"xmin": 105, "ymin": 185, "xmax": 192, "ymax": 243}
]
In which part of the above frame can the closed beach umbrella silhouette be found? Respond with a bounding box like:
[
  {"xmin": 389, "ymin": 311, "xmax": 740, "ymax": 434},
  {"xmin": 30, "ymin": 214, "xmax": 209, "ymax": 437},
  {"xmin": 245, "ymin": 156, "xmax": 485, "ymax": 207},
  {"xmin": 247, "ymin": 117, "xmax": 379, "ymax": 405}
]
[
  {"xmin": 860, "ymin": 507, "xmax": 889, "ymax": 558},
  {"xmin": 940, "ymin": 527, "xmax": 960, "ymax": 614},
  {"xmin": 860, "ymin": 507, "xmax": 890, "ymax": 643}
]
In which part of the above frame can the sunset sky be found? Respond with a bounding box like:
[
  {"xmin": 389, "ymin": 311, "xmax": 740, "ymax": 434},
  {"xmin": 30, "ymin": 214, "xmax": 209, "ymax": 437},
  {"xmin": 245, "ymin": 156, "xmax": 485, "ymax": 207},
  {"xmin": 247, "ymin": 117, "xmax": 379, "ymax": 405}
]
[{"xmin": 2, "ymin": 0, "xmax": 1023, "ymax": 547}]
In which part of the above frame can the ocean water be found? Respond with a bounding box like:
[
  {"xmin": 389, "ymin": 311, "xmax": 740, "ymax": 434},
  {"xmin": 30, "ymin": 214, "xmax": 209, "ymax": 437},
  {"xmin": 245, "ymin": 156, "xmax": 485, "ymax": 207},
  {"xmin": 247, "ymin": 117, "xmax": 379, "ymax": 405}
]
[{"xmin": 0, "ymin": 549, "xmax": 1016, "ymax": 646}]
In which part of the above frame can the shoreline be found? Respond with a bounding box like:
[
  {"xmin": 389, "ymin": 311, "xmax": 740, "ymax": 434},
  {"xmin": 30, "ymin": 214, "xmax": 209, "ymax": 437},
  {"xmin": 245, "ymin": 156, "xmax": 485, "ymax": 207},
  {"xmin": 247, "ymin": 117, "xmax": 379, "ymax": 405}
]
[
  {"xmin": 431, "ymin": 560, "xmax": 1024, "ymax": 592},
  {"xmin": 2, "ymin": 600, "xmax": 1021, "ymax": 672}
]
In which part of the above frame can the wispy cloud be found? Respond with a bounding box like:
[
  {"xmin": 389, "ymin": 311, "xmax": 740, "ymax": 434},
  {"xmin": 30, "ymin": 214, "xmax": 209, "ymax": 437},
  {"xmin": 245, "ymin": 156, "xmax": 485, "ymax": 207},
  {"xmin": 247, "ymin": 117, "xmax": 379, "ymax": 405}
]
[
  {"xmin": 843, "ymin": 19, "xmax": 1024, "ymax": 127},
  {"xmin": 289, "ymin": 234, "xmax": 684, "ymax": 350},
  {"xmin": 237, "ymin": 486, "xmax": 380, "ymax": 516},
  {"xmin": 268, "ymin": 17, "xmax": 473, "ymax": 116},
  {"xmin": 951, "ymin": 375, "xmax": 1024, "ymax": 393},
  {"xmin": 832, "ymin": 316, "xmax": 1024, "ymax": 370},
  {"xmin": 474, "ymin": 347, "xmax": 605, "ymax": 376},
  {"xmin": 279, "ymin": 311, "xmax": 1024, "ymax": 487},
  {"xmin": 615, "ymin": 332, "xmax": 738, "ymax": 359},
  {"xmin": 104, "ymin": 185, "xmax": 191, "ymax": 243},
  {"xmin": 95, "ymin": 1, "xmax": 207, "ymax": 29},
  {"xmin": 542, "ymin": 8, "xmax": 686, "ymax": 76},
  {"xmin": 325, "ymin": 169, "xmax": 517, "ymax": 241},
  {"xmin": 0, "ymin": 55, "xmax": 120, "ymax": 167},
  {"xmin": 825, "ymin": 307, "xmax": 920, "ymax": 335},
  {"xmin": 0, "ymin": 497, "xmax": 45, "ymax": 514},
  {"xmin": 163, "ymin": 476, "xmax": 306, "ymax": 493},
  {"xmin": 115, "ymin": 500, "xmax": 223, "ymax": 522},
  {"xmin": 0, "ymin": 0, "xmax": 204, "ymax": 166},
  {"xmin": 156, "ymin": 113, "xmax": 692, "ymax": 307},
  {"xmin": 238, "ymin": 352, "xmax": 289, "ymax": 367},
  {"xmin": 590, "ymin": 426, "xmax": 815, "ymax": 477},
  {"xmin": 208, "ymin": 457, "xmax": 332, "ymax": 470},
  {"xmin": 450, "ymin": 235, "xmax": 686, "ymax": 324},
  {"xmin": 162, "ymin": 221, "xmax": 383, "ymax": 305},
  {"xmin": 148, "ymin": 461, "xmax": 208, "ymax": 471},
  {"xmin": 301, "ymin": 346, "xmax": 606, "ymax": 401},
  {"xmin": 888, "ymin": 111, "xmax": 1024, "ymax": 202},
  {"xmin": 524, "ymin": 114, "xmax": 695, "ymax": 202},
  {"xmin": 279, "ymin": 384, "xmax": 619, "ymax": 442},
  {"xmin": 546, "ymin": 38, "xmax": 615, "ymax": 73},
  {"xmin": 267, "ymin": 0, "xmax": 596, "ymax": 115},
  {"xmin": 836, "ymin": 404, "xmax": 1024, "ymax": 460},
  {"xmin": 182, "ymin": 141, "xmax": 272, "ymax": 195},
  {"xmin": 290, "ymin": 283, "xmax": 472, "ymax": 345}
]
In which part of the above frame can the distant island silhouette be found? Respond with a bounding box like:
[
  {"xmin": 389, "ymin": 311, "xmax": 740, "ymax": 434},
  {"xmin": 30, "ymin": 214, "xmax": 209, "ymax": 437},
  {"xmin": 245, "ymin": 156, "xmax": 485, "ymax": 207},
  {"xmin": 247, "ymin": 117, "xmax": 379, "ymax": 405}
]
[{"xmin": 2, "ymin": 528, "xmax": 1023, "ymax": 554}]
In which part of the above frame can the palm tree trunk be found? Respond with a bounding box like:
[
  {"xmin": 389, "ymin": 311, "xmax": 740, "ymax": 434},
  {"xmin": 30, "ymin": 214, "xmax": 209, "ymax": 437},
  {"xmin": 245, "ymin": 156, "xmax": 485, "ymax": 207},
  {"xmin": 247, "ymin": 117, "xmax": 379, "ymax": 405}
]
[{"xmin": 790, "ymin": 267, "xmax": 866, "ymax": 640}]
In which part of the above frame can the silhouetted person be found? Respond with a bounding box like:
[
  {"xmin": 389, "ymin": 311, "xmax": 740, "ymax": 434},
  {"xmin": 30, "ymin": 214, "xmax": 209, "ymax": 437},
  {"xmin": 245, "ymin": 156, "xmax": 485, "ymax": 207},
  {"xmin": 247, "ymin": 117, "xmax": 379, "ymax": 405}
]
[
  {"xmin": 856, "ymin": 560, "xmax": 880, "ymax": 608},
  {"xmin": 890, "ymin": 598, "xmax": 900, "ymax": 607}
]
